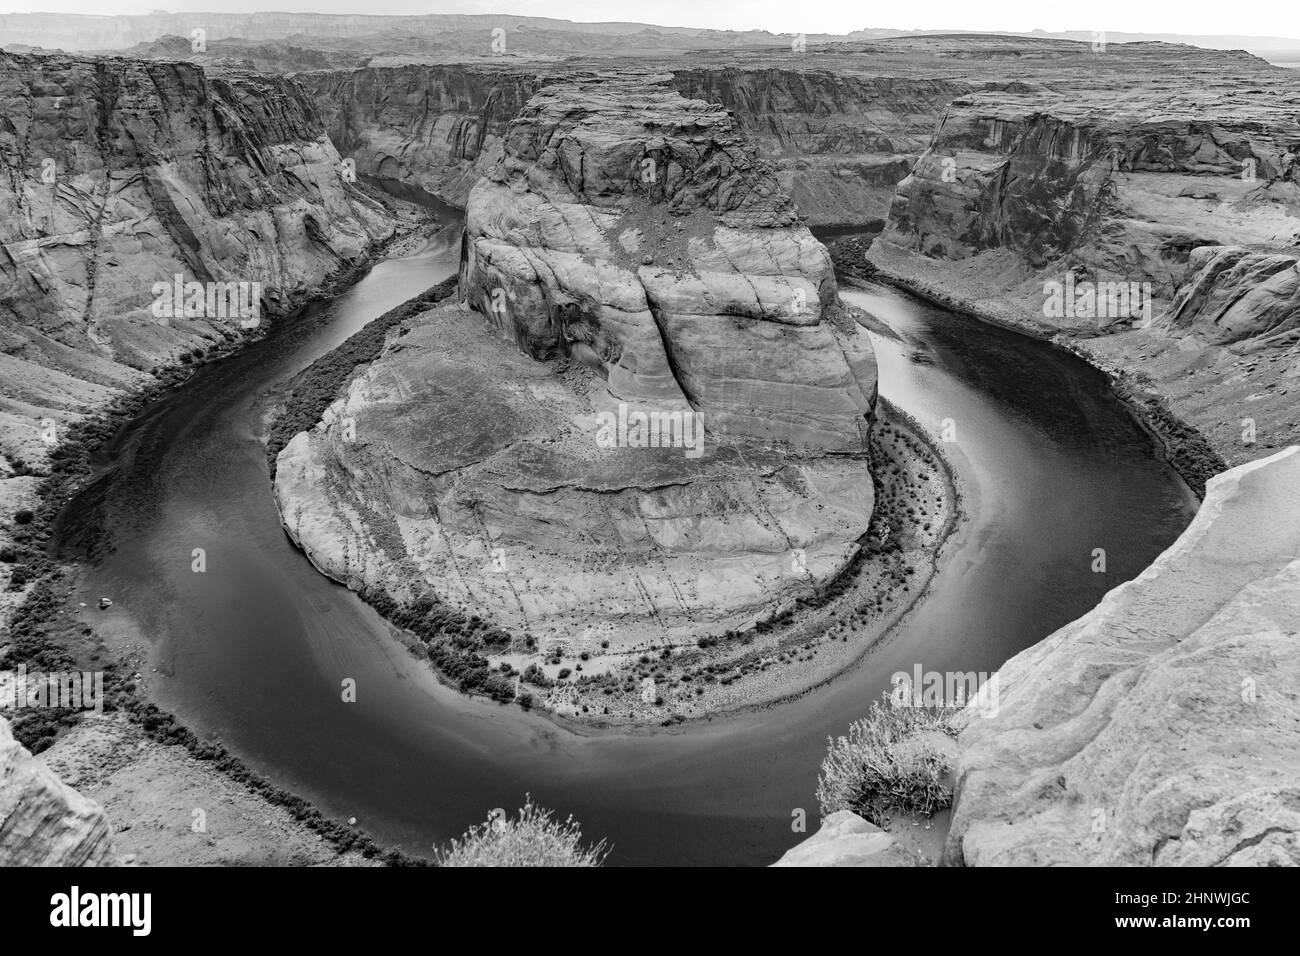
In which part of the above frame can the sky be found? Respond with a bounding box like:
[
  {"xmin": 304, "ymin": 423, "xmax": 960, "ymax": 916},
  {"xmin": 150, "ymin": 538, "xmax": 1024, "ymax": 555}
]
[{"xmin": 0, "ymin": 0, "xmax": 1296, "ymax": 42}]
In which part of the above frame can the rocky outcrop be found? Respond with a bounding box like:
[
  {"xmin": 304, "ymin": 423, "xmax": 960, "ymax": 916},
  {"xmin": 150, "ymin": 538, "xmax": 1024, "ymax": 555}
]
[
  {"xmin": 276, "ymin": 302, "xmax": 875, "ymax": 649},
  {"xmin": 946, "ymin": 447, "xmax": 1300, "ymax": 866},
  {"xmin": 0, "ymin": 51, "xmax": 393, "ymax": 474},
  {"xmin": 772, "ymin": 811, "xmax": 919, "ymax": 867},
  {"xmin": 1162, "ymin": 246, "xmax": 1300, "ymax": 348},
  {"xmin": 0, "ymin": 714, "xmax": 113, "ymax": 866},
  {"xmin": 870, "ymin": 49, "xmax": 1300, "ymax": 465},
  {"xmin": 274, "ymin": 73, "xmax": 879, "ymax": 708},
  {"xmin": 459, "ymin": 71, "xmax": 877, "ymax": 450}
]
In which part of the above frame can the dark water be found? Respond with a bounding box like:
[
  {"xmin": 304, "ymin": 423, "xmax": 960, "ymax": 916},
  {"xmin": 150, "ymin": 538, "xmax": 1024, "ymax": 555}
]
[{"xmin": 61, "ymin": 253, "xmax": 1196, "ymax": 865}]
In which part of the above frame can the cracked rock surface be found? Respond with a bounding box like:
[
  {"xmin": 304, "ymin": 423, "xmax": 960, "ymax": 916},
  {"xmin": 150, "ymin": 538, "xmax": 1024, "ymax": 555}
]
[{"xmin": 948, "ymin": 447, "xmax": 1300, "ymax": 866}]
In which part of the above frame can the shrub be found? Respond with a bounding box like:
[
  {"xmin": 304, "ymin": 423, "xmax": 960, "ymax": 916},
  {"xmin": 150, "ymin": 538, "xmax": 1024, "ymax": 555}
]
[
  {"xmin": 434, "ymin": 797, "xmax": 608, "ymax": 867},
  {"xmin": 13, "ymin": 510, "xmax": 34, "ymax": 525},
  {"xmin": 815, "ymin": 692, "xmax": 960, "ymax": 826}
]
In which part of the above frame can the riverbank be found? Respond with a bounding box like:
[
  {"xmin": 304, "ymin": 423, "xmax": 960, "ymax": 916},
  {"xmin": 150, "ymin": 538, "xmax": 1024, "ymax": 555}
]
[
  {"xmin": 858, "ymin": 243, "xmax": 1227, "ymax": 498},
  {"xmin": 0, "ymin": 188, "xmax": 444, "ymax": 865}
]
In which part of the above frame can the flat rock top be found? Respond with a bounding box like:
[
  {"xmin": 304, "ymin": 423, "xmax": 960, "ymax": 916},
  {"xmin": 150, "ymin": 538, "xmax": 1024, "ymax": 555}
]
[{"xmin": 345, "ymin": 303, "xmax": 785, "ymax": 490}]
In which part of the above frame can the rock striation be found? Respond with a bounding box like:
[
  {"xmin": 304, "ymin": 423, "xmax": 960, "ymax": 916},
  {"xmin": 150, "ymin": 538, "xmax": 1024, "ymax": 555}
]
[
  {"xmin": 0, "ymin": 51, "xmax": 394, "ymax": 475},
  {"xmin": 0, "ymin": 714, "xmax": 113, "ymax": 866},
  {"xmin": 298, "ymin": 65, "xmax": 542, "ymax": 208},
  {"xmin": 458, "ymin": 71, "xmax": 877, "ymax": 450},
  {"xmin": 947, "ymin": 446, "xmax": 1300, "ymax": 866}
]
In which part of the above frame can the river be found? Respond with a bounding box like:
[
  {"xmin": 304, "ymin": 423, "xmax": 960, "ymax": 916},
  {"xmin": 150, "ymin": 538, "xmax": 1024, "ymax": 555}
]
[{"xmin": 60, "ymin": 234, "xmax": 1197, "ymax": 866}]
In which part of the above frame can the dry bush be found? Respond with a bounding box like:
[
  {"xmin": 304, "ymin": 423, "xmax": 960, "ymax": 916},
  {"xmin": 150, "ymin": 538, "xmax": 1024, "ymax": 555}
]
[
  {"xmin": 435, "ymin": 796, "xmax": 608, "ymax": 867},
  {"xmin": 816, "ymin": 692, "xmax": 960, "ymax": 826}
]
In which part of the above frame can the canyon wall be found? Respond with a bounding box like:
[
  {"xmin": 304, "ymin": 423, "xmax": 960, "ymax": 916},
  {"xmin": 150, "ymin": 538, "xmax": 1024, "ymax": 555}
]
[
  {"xmin": 0, "ymin": 51, "xmax": 393, "ymax": 476},
  {"xmin": 668, "ymin": 69, "xmax": 971, "ymax": 228},
  {"xmin": 295, "ymin": 63, "xmax": 963, "ymax": 229},
  {"xmin": 296, "ymin": 65, "xmax": 541, "ymax": 208}
]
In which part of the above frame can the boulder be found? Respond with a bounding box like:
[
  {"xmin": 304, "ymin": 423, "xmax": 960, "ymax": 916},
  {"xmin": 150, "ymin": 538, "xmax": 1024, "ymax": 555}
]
[
  {"xmin": 772, "ymin": 811, "xmax": 919, "ymax": 867},
  {"xmin": 0, "ymin": 716, "xmax": 113, "ymax": 866}
]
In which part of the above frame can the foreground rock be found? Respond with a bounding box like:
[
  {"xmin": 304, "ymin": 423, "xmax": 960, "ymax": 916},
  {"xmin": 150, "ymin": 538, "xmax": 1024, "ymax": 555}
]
[
  {"xmin": 947, "ymin": 447, "xmax": 1300, "ymax": 866},
  {"xmin": 772, "ymin": 811, "xmax": 919, "ymax": 867},
  {"xmin": 0, "ymin": 715, "xmax": 112, "ymax": 866}
]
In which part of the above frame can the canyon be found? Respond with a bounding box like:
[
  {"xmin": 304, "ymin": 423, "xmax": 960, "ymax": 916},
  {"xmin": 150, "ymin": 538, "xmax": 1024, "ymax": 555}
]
[{"xmin": 0, "ymin": 25, "xmax": 1297, "ymax": 866}]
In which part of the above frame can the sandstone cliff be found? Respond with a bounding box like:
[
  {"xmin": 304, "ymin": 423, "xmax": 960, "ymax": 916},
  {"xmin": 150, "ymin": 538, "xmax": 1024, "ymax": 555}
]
[
  {"xmin": 0, "ymin": 714, "xmax": 113, "ymax": 865},
  {"xmin": 669, "ymin": 69, "xmax": 971, "ymax": 229},
  {"xmin": 297, "ymin": 65, "xmax": 542, "ymax": 208},
  {"xmin": 870, "ymin": 48, "xmax": 1300, "ymax": 466},
  {"xmin": 947, "ymin": 446, "xmax": 1300, "ymax": 865},
  {"xmin": 459, "ymin": 71, "xmax": 877, "ymax": 449},
  {"xmin": 274, "ymin": 73, "xmax": 880, "ymax": 713},
  {"xmin": 0, "ymin": 51, "xmax": 394, "ymax": 477}
]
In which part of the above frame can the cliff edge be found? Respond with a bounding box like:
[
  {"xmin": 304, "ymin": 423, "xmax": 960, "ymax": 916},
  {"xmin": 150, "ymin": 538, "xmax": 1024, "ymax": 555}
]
[{"xmin": 947, "ymin": 446, "xmax": 1300, "ymax": 865}]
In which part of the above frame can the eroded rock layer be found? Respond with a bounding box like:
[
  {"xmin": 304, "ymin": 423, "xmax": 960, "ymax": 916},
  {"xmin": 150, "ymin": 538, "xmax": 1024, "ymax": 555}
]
[
  {"xmin": 948, "ymin": 447, "xmax": 1300, "ymax": 866},
  {"xmin": 0, "ymin": 51, "xmax": 394, "ymax": 473},
  {"xmin": 459, "ymin": 71, "xmax": 877, "ymax": 451}
]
